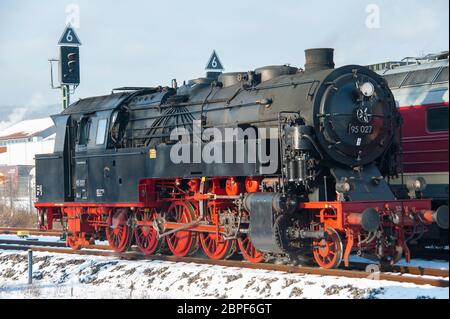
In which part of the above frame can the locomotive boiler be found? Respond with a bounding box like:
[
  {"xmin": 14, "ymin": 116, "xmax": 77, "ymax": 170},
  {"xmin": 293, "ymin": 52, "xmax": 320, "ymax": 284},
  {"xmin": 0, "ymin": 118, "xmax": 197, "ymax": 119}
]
[{"xmin": 35, "ymin": 48, "xmax": 448, "ymax": 268}]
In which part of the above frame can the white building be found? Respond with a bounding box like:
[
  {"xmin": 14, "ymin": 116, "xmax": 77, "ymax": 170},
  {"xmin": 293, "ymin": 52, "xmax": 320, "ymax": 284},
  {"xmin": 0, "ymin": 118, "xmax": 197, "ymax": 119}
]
[
  {"xmin": 0, "ymin": 118, "xmax": 55, "ymax": 166},
  {"xmin": 0, "ymin": 117, "xmax": 55, "ymax": 211}
]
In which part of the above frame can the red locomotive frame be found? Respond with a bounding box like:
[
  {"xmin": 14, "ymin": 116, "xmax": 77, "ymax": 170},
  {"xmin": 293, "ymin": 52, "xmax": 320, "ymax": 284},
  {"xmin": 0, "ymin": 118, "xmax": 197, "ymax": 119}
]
[{"xmin": 35, "ymin": 176, "xmax": 437, "ymax": 269}]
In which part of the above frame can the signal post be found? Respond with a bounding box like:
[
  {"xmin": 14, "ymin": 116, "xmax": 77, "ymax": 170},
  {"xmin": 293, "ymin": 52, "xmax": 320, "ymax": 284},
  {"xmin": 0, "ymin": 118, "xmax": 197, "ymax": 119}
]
[{"xmin": 50, "ymin": 24, "xmax": 82, "ymax": 109}]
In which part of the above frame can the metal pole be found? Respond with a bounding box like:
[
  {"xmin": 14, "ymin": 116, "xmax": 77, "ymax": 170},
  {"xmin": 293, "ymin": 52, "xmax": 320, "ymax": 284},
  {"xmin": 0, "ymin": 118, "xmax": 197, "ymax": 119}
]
[
  {"xmin": 62, "ymin": 85, "xmax": 70, "ymax": 110},
  {"xmin": 67, "ymin": 85, "xmax": 70, "ymax": 107},
  {"xmin": 8, "ymin": 173, "xmax": 13, "ymax": 210},
  {"xmin": 28, "ymin": 174, "xmax": 32, "ymax": 214},
  {"xmin": 28, "ymin": 249, "xmax": 33, "ymax": 285}
]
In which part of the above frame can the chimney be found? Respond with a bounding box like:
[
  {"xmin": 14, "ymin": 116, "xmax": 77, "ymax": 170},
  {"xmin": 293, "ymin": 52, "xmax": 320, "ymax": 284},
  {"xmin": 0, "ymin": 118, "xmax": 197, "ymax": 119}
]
[{"xmin": 304, "ymin": 48, "xmax": 335, "ymax": 72}]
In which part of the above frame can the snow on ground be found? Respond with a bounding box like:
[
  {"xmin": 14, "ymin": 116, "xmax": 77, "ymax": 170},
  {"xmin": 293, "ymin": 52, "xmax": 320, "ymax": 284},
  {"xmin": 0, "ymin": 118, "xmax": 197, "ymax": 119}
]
[
  {"xmin": 350, "ymin": 255, "xmax": 449, "ymax": 270},
  {"xmin": 0, "ymin": 249, "xmax": 448, "ymax": 299}
]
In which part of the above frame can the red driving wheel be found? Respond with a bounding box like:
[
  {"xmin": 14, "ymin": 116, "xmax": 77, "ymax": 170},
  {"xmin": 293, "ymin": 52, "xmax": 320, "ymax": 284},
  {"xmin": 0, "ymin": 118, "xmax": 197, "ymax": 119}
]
[
  {"xmin": 237, "ymin": 235, "xmax": 265, "ymax": 263},
  {"xmin": 106, "ymin": 209, "xmax": 133, "ymax": 253},
  {"xmin": 166, "ymin": 201, "xmax": 198, "ymax": 257},
  {"xmin": 199, "ymin": 203, "xmax": 234, "ymax": 260},
  {"xmin": 134, "ymin": 209, "xmax": 160, "ymax": 255}
]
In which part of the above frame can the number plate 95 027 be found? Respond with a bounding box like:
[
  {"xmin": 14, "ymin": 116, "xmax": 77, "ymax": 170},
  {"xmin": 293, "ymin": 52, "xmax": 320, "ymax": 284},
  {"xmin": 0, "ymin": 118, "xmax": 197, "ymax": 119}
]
[{"xmin": 348, "ymin": 124, "xmax": 373, "ymax": 134}]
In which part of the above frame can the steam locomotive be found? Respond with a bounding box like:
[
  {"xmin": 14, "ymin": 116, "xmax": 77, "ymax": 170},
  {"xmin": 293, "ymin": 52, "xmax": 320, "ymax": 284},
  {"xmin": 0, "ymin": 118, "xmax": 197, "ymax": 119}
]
[{"xmin": 35, "ymin": 48, "xmax": 448, "ymax": 268}]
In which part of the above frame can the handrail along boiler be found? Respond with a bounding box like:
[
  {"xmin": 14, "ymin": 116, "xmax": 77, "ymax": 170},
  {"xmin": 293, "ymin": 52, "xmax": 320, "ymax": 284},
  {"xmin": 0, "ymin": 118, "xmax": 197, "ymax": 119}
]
[{"xmin": 35, "ymin": 48, "xmax": 448, "ymax": 268}]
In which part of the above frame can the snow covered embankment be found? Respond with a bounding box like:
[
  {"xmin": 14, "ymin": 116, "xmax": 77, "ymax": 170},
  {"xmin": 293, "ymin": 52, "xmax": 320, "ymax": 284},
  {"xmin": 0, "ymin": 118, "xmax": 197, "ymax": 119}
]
[{"xmin": 0, "ymin": 251, "xmax": 448, "ymax": 299}]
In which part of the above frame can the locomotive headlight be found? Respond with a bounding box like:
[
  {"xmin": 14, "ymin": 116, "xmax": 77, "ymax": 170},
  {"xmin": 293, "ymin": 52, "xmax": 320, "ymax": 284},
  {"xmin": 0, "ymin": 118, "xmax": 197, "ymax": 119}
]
[
  {"xmin": 360, "ymin": 82, "xmax": 375, "ymax": 97},
  {"xmin": 336, "ymin": 180, "xmax": 352, "ymax": 193},
  {"xmin": 407, "ymin": 177, "xmax": 427, "ymax": 192}
]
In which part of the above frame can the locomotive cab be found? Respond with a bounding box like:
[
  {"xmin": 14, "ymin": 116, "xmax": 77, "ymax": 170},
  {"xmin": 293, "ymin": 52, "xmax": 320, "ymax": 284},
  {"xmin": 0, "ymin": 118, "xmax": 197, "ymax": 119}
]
[{"xmin": 35, "ymin": 115, "xmax": 73, "ymax": 203}]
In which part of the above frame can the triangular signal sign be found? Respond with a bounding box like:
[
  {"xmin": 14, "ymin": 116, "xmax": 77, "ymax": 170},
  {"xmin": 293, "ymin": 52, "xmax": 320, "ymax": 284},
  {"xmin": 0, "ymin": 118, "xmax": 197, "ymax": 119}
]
[
  {"xmin": 58, "ymin": 24, "xmax": 82, "ymax": 46},
  {"xmin": 205, "ymin": 50, "xmax": 224, "ymax": 70}
]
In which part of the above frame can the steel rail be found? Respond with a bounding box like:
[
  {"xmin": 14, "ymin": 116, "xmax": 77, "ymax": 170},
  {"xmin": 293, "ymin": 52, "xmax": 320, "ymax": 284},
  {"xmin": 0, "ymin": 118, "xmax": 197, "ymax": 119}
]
[
  {"xmin": 349, "ymin": 262, "xmax": 449, "ymax": 277},
  {"xmin": 0, "ymin": 228, "xmax": 63, "ymax": 237},
  {"xmin": 0, "ymin": 239, "xmax": 111, "ymax": 250},
  {"xmin": 0, "ymin": 239, "xmax": 67, "ymax": 248},
  {"xmin": 0, "ymin": 227, "xmax": 62, "ymax": 233},
  {"xmin": 0, "ymin": 244, "xmax": 447, "ymax": 288}
]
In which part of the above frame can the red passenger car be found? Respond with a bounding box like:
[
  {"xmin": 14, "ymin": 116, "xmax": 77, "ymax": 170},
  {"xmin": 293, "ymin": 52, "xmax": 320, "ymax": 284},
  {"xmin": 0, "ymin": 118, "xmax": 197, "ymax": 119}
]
[{"xmin": 371, "ymin": 51, "xmax": 449, "ymax": 247}]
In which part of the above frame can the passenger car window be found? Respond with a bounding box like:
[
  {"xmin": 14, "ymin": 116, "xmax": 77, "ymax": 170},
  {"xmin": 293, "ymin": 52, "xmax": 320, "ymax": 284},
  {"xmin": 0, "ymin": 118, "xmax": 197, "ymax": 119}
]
[
  {"xmin": 403, "ymin": 68, "xmax": 441, "ymax": 86},
  {"xmin": 434, "ymin": 66, "xmax": 449, "ymax": 83},
  {"xmin": 96, "ymin": 119, "xmax": 108, "ymax": 145},
  {"xmin": 383, "ymin": 72, "xmax": 408, "ymax": 88},
  {"xmin": 427, "ymin": 107, "xmax": 449, "ymax": 132}
]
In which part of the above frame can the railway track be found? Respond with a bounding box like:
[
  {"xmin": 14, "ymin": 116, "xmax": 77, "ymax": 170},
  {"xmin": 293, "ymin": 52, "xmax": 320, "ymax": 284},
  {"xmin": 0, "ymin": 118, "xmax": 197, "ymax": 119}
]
[
  {"xmin": 0, "ymin": 228, "xmax": 63, "ymax": 237},
  {"xmin": 0, "ymin": 239, "xmax": 448, "ymax": 288},
  {"xmin": 0, "ymin": 239, "xmax": 110, "ymax": 250}
]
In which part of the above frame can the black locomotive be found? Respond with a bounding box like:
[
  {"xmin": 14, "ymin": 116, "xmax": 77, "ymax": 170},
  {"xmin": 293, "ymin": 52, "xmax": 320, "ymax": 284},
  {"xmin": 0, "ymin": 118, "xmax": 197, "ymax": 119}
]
[{"xmin": 35, "ymin": 48, "xmax": 448, "ymax": 268}]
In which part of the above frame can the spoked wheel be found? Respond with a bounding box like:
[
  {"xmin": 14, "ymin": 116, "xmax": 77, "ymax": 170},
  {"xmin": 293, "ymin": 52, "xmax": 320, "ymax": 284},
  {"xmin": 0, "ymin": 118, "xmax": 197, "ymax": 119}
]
[
  {"xmin": 237, "ymin": 235, "xmax": 265, "ymax": 263},
  {"xmin": 312, "ymin": 228, "xmax": 343, "ymax": 269},
  {"xmin": 200, "ymin": 234, "xmax": 234, "ymax": 260},
  {"xmin": 38, "ymin": 209, "xmax": 48, "ymax": 230},
  {"xmin": 67, "ymin": 234, "xmax": 82, "ymax": 250},
  {"xmin": 106, "ymin": 208, "xmax": 133, "ymax": 253},
  {"xmin": 199, "ymin": 203, "xmax": 234, "ymax": 260},
  {"xmin": 134, "ymin": 209, "xmax": 161, "ymax": 255},
  {"xmin": 165, "ymin": 201, "xmax": 198, "ymax": 257}
]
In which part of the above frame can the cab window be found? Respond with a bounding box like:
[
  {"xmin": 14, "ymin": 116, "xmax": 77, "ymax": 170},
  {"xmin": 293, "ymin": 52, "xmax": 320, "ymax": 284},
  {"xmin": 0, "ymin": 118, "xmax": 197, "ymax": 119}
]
[
  {"xmin": 78, "ymin": 117, "xmax": 91, "ymax": 145},
  {"xmin": 95, "ymin": 119, "xmax": 108, "ymax": 145},
  {"xmin": 427, "ymin": 107, "xmax": 449, "ymax": 132}
]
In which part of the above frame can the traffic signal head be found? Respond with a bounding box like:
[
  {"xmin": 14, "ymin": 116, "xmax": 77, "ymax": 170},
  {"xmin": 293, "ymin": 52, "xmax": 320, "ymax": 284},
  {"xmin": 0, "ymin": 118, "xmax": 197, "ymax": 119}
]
[
  {"xmin": 67, "ymin": 52, "xmax": 77, "ymax": 71},
  {"xmin": 60, "ymin": 46, "xmax": 80, "ymax": 85}
]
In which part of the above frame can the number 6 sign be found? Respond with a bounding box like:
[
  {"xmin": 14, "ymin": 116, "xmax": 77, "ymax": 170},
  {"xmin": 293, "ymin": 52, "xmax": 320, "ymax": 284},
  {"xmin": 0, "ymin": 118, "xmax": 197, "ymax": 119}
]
[
  {"xmin": 206, "ymin": 50, "xmax": 224, "ymax": 71},
  {"xmin": 58, "ymin": 25, "xmax": 82, "ymax": 46}
]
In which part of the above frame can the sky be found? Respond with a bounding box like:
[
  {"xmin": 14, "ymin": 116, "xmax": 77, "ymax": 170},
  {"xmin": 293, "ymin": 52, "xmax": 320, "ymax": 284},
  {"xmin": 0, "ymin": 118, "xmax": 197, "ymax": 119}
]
[{"xmin": 0, "ymin": 0, "xmax": 448, "ymax": 125}]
